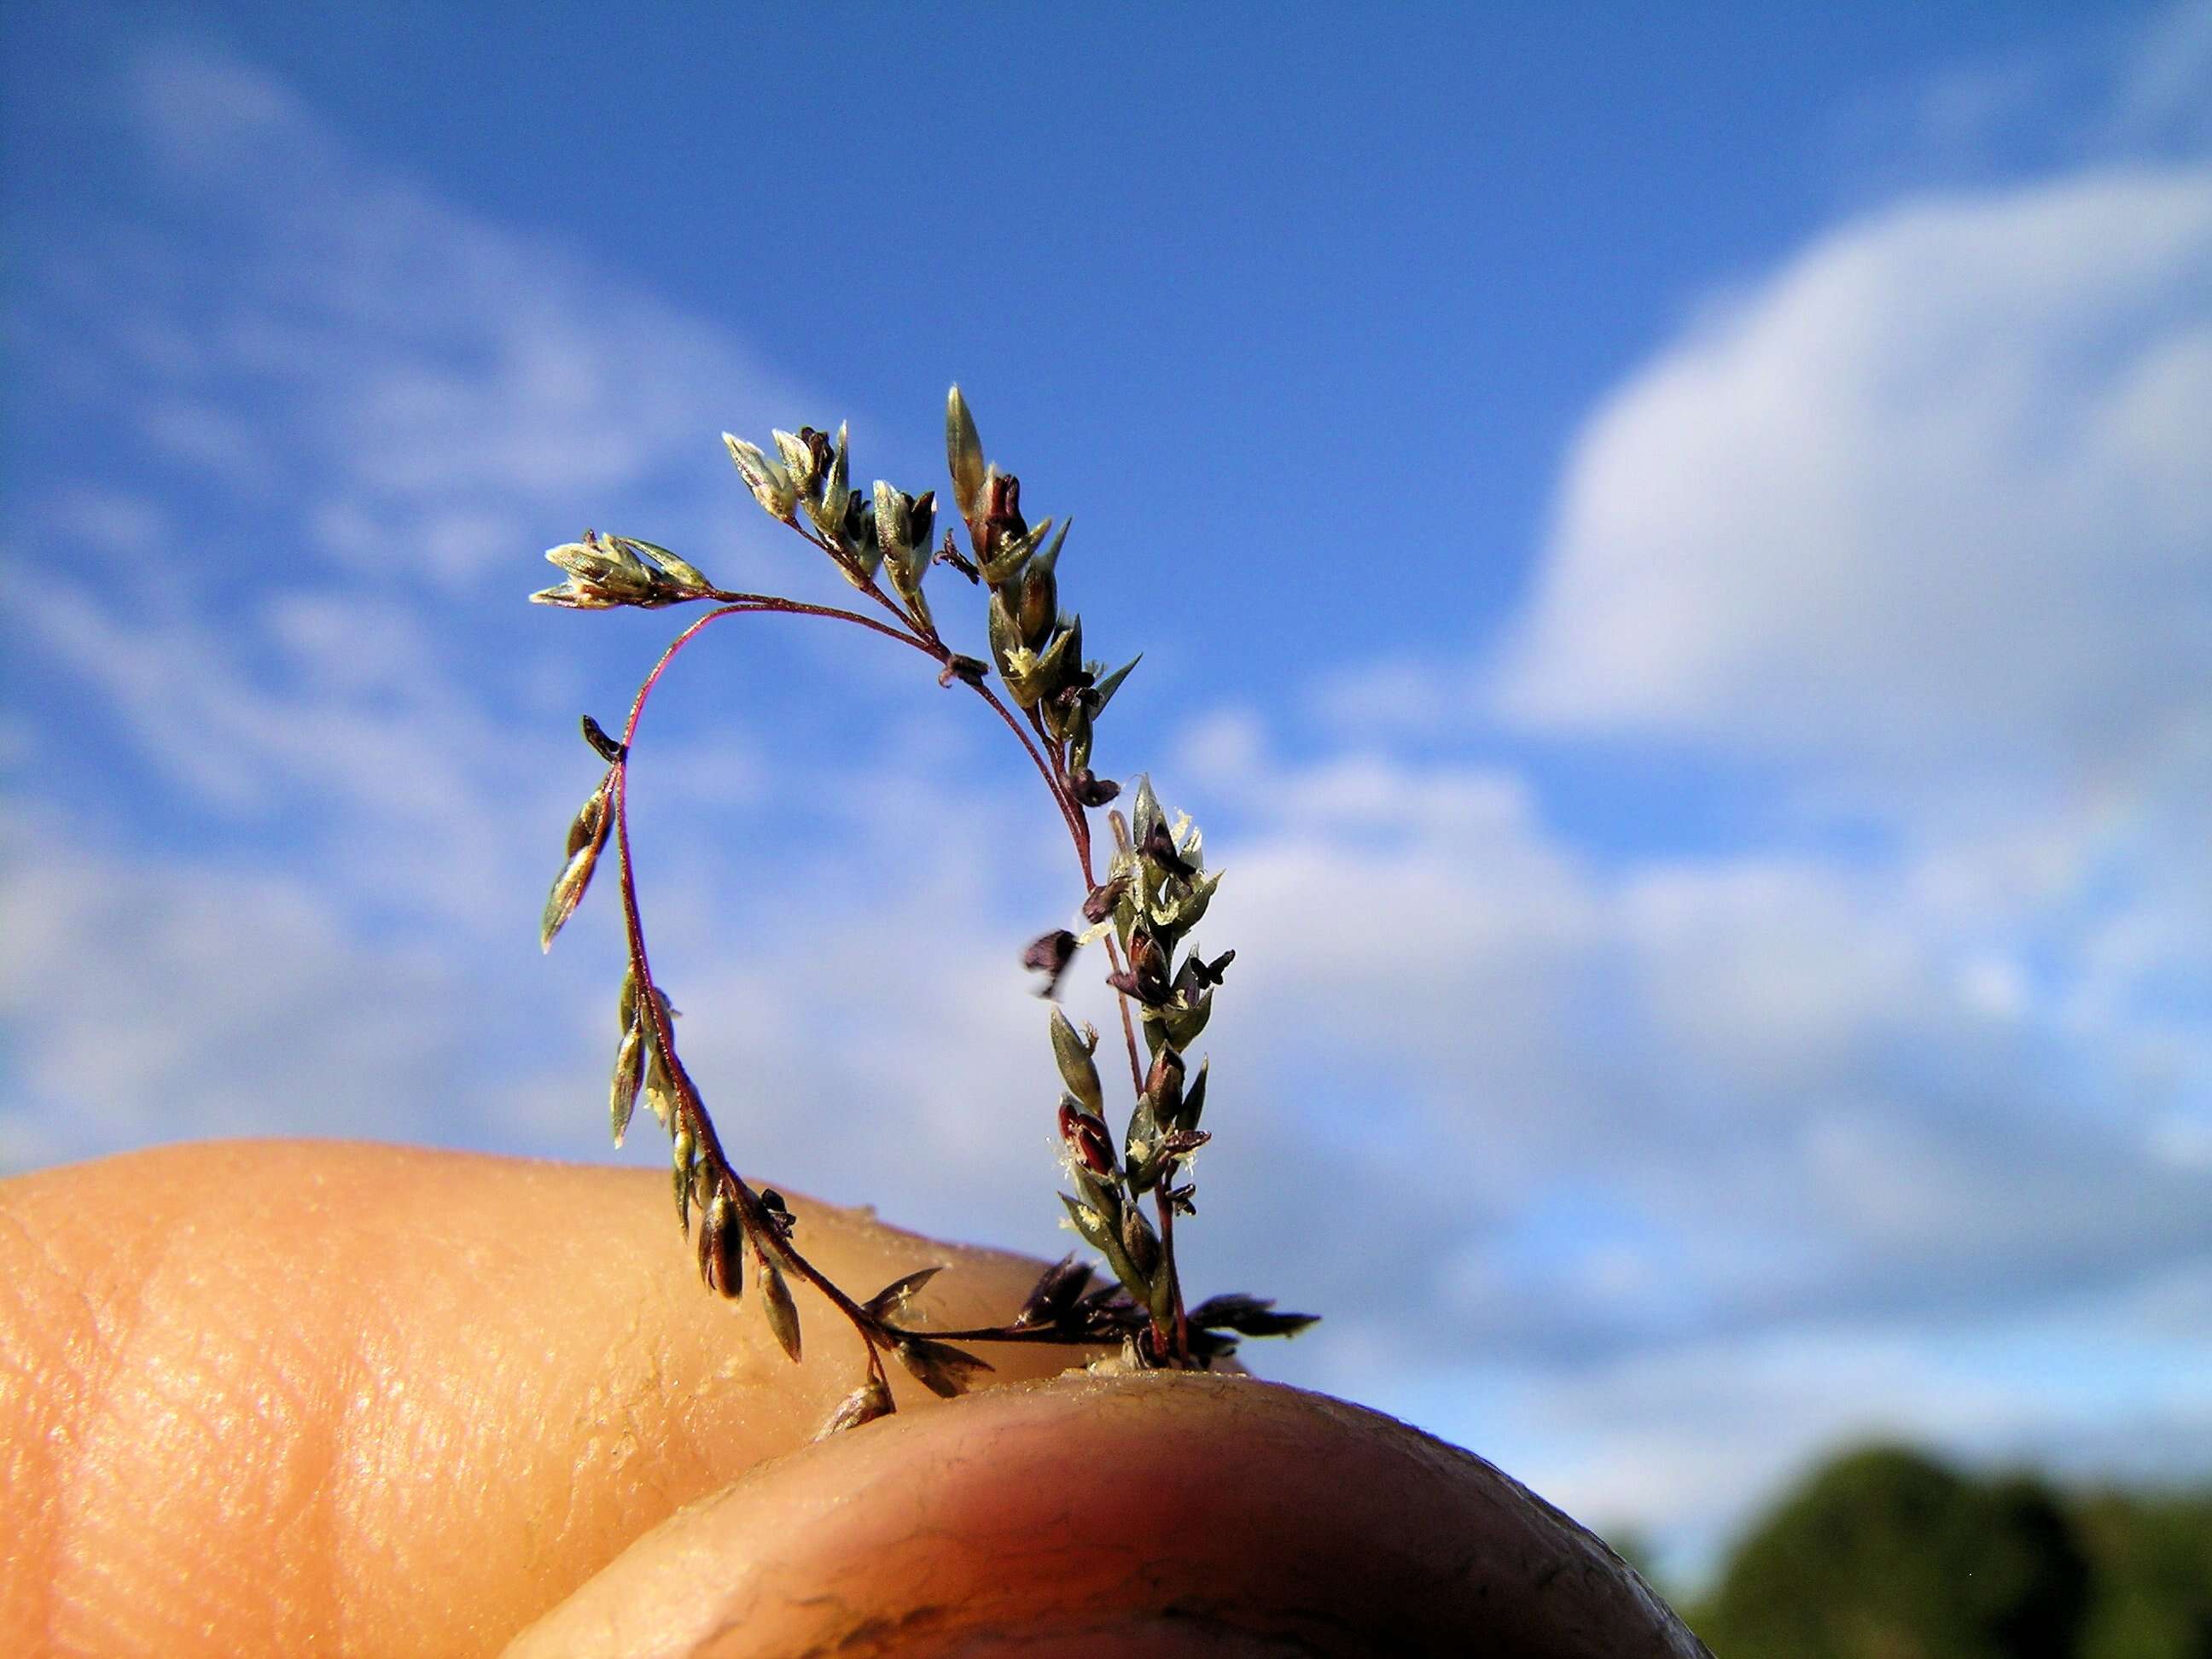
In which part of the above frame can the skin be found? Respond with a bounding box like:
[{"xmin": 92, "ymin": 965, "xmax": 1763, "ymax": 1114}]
[{"xmin": 0, "ymin": 1141, "xmax": 1709, "ymax": 1656}]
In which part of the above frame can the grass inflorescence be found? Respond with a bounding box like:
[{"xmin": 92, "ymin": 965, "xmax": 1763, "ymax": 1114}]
[{"xmin": 532, "ymin": 387, "xmax": 1313, "ymax": 1435}]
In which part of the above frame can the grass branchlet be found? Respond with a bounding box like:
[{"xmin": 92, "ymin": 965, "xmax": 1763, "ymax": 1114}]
[{"xmin": 532, "ymin": 387, "xmax": 1314, "ymax": 1432}]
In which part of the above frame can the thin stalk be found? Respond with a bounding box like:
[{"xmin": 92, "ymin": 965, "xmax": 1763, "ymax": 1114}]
[
  {"xmin": 1101, "ymin": 937, "xmax": 1146, "ymax": 1098},
  {"xmin": 1154, "ymin": 1183, "xmax": 1189, "ymax": 1359},
  {"xmin": 909, "ymin": 1324, "xmax": 1128, "ymax": 1346},
  {"xmin": 605, "ymin": 602, "xmax": 893, "ymax": 1381},
  {"xmin": 607, "ymin": 591, "xmax": 1171, "ymax": 1370}
]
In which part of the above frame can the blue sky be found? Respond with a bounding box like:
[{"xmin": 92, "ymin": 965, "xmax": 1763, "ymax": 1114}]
[{"xmin": 5, "ymin": 0, "xmax": 2210, "ymax": 1583}]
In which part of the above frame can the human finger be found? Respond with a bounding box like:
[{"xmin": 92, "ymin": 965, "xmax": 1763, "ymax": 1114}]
[
  {"xmin": 506, "ymin": 1368, "xmax": 1708, "ymax": 1657},
  {"xmin": 0, "ymin": 1138, "xmax": 1086, "ymax": 1655}
]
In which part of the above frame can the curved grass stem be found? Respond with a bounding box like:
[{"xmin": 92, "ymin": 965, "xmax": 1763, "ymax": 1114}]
[{"xmin": 604, "ymin": 582, "xmax": 1173, "ymax": 1386}]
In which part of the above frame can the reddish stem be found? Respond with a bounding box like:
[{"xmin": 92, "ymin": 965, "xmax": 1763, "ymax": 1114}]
[
  {"xmin": 1155, "ymin": 1181, "xmax": 1189, "ymax": 1359},
  {"xmin": 614, "ymin": 541, "xmax": 1181, "ymax": 1363}
]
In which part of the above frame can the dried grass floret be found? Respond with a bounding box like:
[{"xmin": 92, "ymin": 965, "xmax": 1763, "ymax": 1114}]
[{"xmin": 532, "ymin": 387, "xmax": 1314, "ymax": 1427}]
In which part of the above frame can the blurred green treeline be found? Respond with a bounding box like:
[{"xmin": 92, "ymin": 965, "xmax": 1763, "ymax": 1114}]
[{"xmin": 1622, "ymin": 1444, "xmax": 2212, "ymax": 1656}]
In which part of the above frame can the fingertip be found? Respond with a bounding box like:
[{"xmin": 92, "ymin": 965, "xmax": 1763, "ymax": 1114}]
[
  {"xmin": 506, "ymin": 1371, "xmax": 1707, "ymax": 1658},
  {"xmin": 0, "ymin": 1140, "xmax": 1094, "ymax": 1654}
]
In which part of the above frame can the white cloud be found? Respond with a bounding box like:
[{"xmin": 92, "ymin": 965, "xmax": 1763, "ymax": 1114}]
[
  {"xmin": 1158, "ymin": 725, "xmax": 2212, "ymax": 1374},
  {"xmin": 1831, "ymin": 3, "xmax": 2212, "ymax": 211},
  {"xmin": 1195, "ymin": 130, "xmax": 2212, "ymax": 1538},
  {"xmin": 1499, "ymin": 1282, "xmax": 2212, "ymax": 1585},
  {"xmin": 1491, "ymin": 166, "xmax": 2212, "ymax": 774},
  {"xmin": 2104, "ymin": 1, "xmax": 2212, "ymax": 153},
  {"xmin": 0, "ymin": 813, "xmax": 472, "ymax": 1168},
  {"xmin": 1621, "ymin": 859, "xmax": 1927, "ymax": 1087},
  {"xmin": 9, "ymin": 28, "xmax": 2209, "ymax": 1581},
  {"xmin": 1458, "ymin": 162, "xmax": 2212, "ymax": 1278},
  {"xmin": 15, "ymin": 578, "xmax": 576, "ymax": 937},
  {"xmin": 1275, "ymin": 1261, "xmax": 2212, "ymax": 1592},
  {"xmin": 20, "ymin": 39, "xmax": 816, "ymax": 601},
  {"xmin": 3, "ymin": 36, "xmax": 865, "ymax": 1180},
  {"xmin": 40, "ymin": 486, "xmax": 169, "ymax": 562},
  {"xmin": 9, "ymin": 37, "xmax": 865, "ymax": 950}
]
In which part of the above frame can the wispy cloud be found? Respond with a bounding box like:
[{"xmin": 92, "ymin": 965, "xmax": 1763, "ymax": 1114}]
[
  {"xmin": 4, "ymin": 38, "xmax": 841, "ymax": 1172},
  {"xmin": 90, "ymin": 42, "xmax": 812, "ymax": 587},
  {"xmin": 1833, "ymin": 1, "xmax": 2212, "ymax": 190},
  {"xmin": 1490, "ymin": 166, "xmax": 2212, "ymax": 775},
  {"xmin": 2108, "ymin": 1, "xmax": 2212, "ymax": 153},
  {"xmin": 6, "ymin": 25, "xmax": 2208, "ymax": 1582},
  {"xmin": 1181, "ymin": 732, "xmax": 2211, "ymax": 1354},
  {"xmin": 1156, "ymin": 47, "xmax": 2212, "ymax": 1553},
  {"xmin": 0, "ymin": 810, "xmax": 468, "ymax": 1159}
]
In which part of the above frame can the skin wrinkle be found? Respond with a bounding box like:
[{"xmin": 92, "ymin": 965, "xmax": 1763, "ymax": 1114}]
[
  {"xmin": 8, "ymin": 1142, "xmax": 1110, "ymax": 1652},
  {"xmin": 333, "ymin": 1300, "xmax": 401, "ymax": 1639},
  {"xmin": 791, "ymin": 1602, "xmax": 958, "ymax": 1657},
  {"xmin": 275, "ymin": 1159, "xmax": 407, "ymax": 1644},
  {"xmin": 55, "ymin": 1200, "xmax": 337, "ymax": 1651},
  {"xmin": 207, "ymin": 1285, "xmax": 346, "ymax": 1650},
  {"xmin": 6, "ymin": 1144, "xmax": 1708, "ymax": 1656},
  {"xmin": 0, "ymin": 1192, "xmax": 105, "ymax": 1642},
  {"xmin": 324, "ymin": 1187, "xmax": 410, "ymax": 1646},
  {"xmin": 339, "ymin": 1280, "xmax": 488, "ymax": 1650},
  {"xmin": 21, "ymin": 1150, "xmax": 742, "ymax": 1654},
  {"xmin": 44, "ymin": 1190, "xmax": 213, "ymax": 1652}
]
